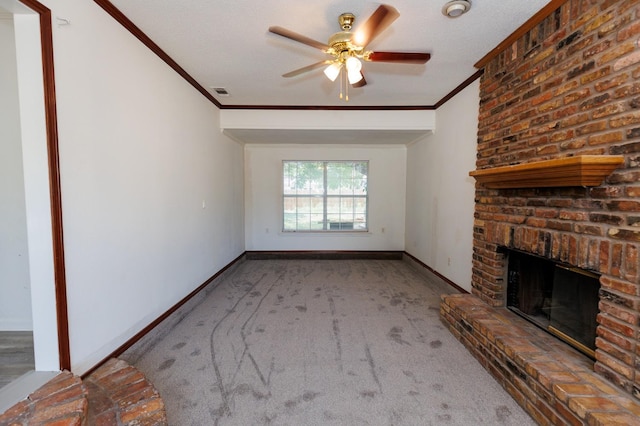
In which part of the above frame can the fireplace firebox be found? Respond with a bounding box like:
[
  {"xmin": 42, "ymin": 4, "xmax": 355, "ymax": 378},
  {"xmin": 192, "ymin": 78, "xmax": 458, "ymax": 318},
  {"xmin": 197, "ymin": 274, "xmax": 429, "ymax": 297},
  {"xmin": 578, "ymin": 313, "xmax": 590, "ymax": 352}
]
[{"xmin": 505, "ymin": 249, "xmax": 600, "ymax": 358}]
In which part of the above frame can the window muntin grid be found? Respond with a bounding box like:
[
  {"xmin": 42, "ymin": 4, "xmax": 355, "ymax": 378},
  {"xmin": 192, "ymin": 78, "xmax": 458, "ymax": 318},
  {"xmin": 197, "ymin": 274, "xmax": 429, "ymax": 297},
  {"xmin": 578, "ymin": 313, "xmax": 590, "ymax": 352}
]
[{"xmin": 283, "ymin": 161, "xmax": 368, "ymax": 232}]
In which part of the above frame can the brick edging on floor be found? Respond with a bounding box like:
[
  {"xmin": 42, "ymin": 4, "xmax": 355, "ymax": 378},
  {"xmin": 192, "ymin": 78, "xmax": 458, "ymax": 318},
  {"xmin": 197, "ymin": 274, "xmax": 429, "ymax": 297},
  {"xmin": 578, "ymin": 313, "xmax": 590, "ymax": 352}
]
[
  {"xmin": 441, "ymin": 293, "xmax": 640, "ymax": 425},
  {"xmin": 85, "ymin": 358, "xmax": 167, "ymax": 425},
  {"xmin": 0, "ymin": 371, "xmax": 87, "ymax": 425},
  {"xmin": 0, "ymin": 359, "xmax": 167, "ymax": 425}
]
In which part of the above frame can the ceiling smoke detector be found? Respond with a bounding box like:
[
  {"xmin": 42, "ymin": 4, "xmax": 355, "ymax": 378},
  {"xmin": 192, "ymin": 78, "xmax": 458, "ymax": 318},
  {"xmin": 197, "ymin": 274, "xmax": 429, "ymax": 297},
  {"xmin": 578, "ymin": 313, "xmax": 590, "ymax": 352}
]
[{"xmin": 442, "ymin": 0, "xmax": 471, "ymax": 18}]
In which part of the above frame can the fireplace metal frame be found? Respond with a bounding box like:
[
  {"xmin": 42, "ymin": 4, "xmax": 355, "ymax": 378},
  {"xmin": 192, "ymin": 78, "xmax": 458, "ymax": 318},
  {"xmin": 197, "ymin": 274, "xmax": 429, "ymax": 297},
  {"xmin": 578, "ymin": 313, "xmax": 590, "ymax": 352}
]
[{"xmin": 503, "ymin": 247, "xmax": 600, "ymax": 359}]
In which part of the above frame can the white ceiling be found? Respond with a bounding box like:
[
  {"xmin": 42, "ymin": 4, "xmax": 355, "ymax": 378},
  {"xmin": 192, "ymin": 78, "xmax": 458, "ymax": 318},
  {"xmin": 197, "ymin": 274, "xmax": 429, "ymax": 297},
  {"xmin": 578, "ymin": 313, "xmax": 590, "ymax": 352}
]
[{"xmin": 107, "ymin": 0, "xmax": 551, "ymax": 108}]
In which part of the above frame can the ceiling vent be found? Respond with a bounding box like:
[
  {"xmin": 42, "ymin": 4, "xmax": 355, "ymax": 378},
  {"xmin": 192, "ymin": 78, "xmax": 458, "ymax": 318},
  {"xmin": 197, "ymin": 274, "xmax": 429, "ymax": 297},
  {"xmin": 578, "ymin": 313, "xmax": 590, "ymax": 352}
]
[{"xmin": 211, "ymin": 87, "xmax": 230, "ymax": 96}]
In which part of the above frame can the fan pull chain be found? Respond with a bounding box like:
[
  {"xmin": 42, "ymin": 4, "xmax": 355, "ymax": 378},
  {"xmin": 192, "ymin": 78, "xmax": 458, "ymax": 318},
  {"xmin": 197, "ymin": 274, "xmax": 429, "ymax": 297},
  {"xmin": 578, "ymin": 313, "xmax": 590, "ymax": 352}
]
[
  {"xmin": 345, "ymin": 69, "xmax": 349, "ymax": 101},
  {"xmin": 339, "ymin": 67, "xmax": 344, "ymax": 100}
]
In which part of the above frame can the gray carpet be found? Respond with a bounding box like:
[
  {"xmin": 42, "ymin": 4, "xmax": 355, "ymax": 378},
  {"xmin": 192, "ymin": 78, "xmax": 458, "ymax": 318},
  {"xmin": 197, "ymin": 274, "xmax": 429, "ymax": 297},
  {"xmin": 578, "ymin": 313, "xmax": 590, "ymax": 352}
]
[{"xmin": 122, "ymin": 259, "xmax": 536, "ymax": 425}]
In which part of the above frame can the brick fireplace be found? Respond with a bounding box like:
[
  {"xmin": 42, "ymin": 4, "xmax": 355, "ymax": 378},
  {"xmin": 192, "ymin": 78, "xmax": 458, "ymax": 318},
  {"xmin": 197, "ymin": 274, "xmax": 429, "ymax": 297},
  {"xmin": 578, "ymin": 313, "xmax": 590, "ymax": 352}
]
[{"xmin": 462, "ymin": 0, "xmax": 639, "ymax": 408}]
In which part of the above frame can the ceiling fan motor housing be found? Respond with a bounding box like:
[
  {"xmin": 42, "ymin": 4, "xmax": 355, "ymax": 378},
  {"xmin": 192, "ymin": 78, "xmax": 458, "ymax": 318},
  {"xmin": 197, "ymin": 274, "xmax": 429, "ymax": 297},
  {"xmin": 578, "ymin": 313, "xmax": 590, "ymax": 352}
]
[
  {"xmin": 329, "ymin": 13, "xmax": 364, "ymax": 57},
  {"xmin": 339, "ymin": 13, "xmax": 355, "ymax": 30},
  {"xmin": 329, "ymin": 31, "xmax": 358, "ymax": 54}
]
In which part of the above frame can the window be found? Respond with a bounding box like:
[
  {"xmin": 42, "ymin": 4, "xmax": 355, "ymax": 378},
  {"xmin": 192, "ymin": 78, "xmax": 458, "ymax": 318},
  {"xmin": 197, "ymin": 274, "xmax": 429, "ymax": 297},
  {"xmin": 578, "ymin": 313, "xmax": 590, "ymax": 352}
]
[{"xmin": 283, "ymin": 161, "xmax": 368, "ymax": 232}]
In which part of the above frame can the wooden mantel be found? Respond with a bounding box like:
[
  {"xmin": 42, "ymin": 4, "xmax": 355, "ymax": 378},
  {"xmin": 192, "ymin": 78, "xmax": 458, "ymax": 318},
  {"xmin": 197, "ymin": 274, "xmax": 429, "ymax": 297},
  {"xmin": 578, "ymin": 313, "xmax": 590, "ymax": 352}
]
[{"xmin": 469, "ymin": 155, "xmax": 624, "ymax": 189}]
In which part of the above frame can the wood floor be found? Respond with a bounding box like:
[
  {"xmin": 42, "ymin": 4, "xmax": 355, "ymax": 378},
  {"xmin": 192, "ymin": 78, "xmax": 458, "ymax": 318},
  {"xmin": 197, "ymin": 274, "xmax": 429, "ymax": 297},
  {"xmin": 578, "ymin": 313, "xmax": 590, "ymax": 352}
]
[{"xmin": 0, "ymin": 331, "xmax": 34, "ymax": 389}]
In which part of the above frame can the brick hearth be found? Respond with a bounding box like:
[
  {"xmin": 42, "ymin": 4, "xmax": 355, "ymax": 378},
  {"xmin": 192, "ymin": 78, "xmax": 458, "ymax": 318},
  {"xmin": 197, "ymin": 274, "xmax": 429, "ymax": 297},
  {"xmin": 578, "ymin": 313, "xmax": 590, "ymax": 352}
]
[
  {"xmin": 0, "ymin": 358, "xmax": 166, "ymax": 425},
  {"xmin": 467, "ymin": 0, "xmax": 640, "ymax": 408},
  {"xmin": 0, "ymin": 372, "xmax": 87, "ymax": 425},
  {"xmin": 441, "ymin": 294, "xmax": 640, "ymax": 425}
]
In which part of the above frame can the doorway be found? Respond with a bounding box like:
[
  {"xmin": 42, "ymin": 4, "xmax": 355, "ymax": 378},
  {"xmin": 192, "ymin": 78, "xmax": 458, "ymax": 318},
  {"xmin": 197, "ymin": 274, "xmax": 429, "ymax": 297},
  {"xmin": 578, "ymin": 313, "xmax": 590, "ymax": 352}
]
[
  {"xmin": 0, "ymin": 7, "xmax": 35, "ymax": 387},
  {"xmin": 0, "ymin": 0, "xmax": 68, "ymax": 396}
]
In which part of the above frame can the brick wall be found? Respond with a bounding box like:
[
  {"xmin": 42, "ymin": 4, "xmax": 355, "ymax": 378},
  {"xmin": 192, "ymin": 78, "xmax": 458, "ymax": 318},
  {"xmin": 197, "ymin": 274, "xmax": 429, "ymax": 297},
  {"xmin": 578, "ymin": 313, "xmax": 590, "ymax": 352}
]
[{"xmin": 473, "ymin": 0, "xmax": 640, "ymax": 400}]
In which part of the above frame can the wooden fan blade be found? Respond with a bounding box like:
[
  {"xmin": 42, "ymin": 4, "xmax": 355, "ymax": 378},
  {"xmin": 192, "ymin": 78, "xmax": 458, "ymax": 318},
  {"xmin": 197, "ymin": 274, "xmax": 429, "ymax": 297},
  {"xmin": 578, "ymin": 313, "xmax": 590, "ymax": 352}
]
[
  {"xmin": 354, "ymin": 4, "xmax": 400, "ymax": 48},
  {"xmin": 269, "ymin": 26, "xmax": 329, "ymax": 51},
  {"xmin": 351, "ymin": 72, "xmax": 367, "ymax": 88},
  {"xmin": 366, "ymin": 51, "xmax": 431, "ymax": 64},
  {"xmin": 282, "ymin": 60, "xmax": 332, "ymax": 78}
]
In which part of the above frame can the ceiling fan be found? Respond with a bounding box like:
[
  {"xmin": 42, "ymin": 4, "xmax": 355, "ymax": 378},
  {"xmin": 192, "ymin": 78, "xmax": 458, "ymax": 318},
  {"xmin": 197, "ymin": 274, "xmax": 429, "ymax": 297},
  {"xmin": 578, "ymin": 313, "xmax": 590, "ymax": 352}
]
[{"xmin": 268, "ymin": 4, "xmax": 431, "ymax": 100}]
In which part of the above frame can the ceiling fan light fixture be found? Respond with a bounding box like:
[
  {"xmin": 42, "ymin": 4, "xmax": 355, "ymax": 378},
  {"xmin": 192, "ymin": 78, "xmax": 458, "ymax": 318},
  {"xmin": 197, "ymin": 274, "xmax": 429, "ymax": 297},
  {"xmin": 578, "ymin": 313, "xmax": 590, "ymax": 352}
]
[
  {"xmin": 345, "ymin": 57, "xmax": 363, "ymax": 84},
  {"xmin": 348, "ymin": 70, "xmax": 363, "ymax": 85},
  {"xmin": 345, "ymin": 56, "xmax": 362, "ymax": 73},
  {"xmin": 323, "ymin": 63, "xmax": 342, "ymax": 81},
  {"xmin": 442, "ymin": 0, "xmax": 471, "ymax": 18}
]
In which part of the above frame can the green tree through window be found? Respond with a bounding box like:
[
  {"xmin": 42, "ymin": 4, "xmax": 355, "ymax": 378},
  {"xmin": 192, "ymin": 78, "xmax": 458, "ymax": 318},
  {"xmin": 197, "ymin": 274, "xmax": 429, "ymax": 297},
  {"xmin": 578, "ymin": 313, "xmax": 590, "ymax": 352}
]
[{"xmin": 283, "ymin": 161, "xmax": 368, "ymax": 232}]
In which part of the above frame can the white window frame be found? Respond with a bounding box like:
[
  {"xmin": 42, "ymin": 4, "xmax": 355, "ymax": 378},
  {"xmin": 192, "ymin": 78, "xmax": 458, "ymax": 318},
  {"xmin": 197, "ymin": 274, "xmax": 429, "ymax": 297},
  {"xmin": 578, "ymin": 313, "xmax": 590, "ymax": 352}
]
[{"xmin": 282, "ymin": 160, "xmax": 369, "ymax": 233}]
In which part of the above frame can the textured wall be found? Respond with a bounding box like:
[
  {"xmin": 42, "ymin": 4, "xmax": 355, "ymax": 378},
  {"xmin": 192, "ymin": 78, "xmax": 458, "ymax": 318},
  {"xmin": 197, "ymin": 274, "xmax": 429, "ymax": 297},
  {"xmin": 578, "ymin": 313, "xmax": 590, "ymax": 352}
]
[{"xmin": 472, "ymin": 0, "xmax": 640, "ymax": 399}]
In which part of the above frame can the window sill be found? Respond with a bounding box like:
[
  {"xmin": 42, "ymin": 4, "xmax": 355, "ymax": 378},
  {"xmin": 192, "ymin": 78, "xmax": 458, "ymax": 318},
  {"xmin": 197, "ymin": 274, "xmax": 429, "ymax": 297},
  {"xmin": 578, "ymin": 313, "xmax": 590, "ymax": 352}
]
[{"xmin": 279, "ymin": 230, "xmax": 371, "ymax": 236}]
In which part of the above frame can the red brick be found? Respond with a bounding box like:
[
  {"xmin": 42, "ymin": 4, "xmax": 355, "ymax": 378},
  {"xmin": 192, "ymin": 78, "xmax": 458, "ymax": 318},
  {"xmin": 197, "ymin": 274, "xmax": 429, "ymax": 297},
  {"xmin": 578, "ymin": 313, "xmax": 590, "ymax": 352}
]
[
  {"xmin": 625, "ymin": 244, "xmax": 639, "ymax": 282},
  {"xmin": 600, "ymin": 42, "xmax": 636, "ymax": 65},
  {"xmin": 585, "ymin": 10, "xmax": 615, "ymax": 32},
  {"xmin": 30, "ymin": 373, "xmax": 80, "ymax": 400},
  {"xmin": 595, "ymin": 350, "xmax": 635, "ymax": 380},
  {"xmin": 595, "ymin": 73, "xmax": 630, "ymax": 91},
  {"xmin": 576, "ymin": 120, "xmax": 608, "ymax": 135},
  {"xmin": 40, "ymin": 414, "xmax": 84, "ymax": 426},
  {"xmin": 608, "ymin": 171, "xmax": 640, "ymax": 185},
  {"xmin": 598, "ymin": 312, "xmax": 637, "ymax": 336},
  {"xmin": 93, "ymin": 410, "xmax": 119, "ymax": 426},
  {"xmin": 30, "ymin": 398, "xmax": 87, "ymax": 423},
  {"xmin": 0, "ymin": 400, "xmax": 31, "ymax": 422},
  {"xmin": 588, "ymin": 411, "xmax": 640, "ymax": 426},
  {"xmin": 610, "ymin": 111, "xmax": 640, "ymax": 127},
  {"xmin": 554, "ymin": 383, "xmax": 599, "ymax": 403},
  {"xmin": 89, "ymin": 359, "xmax": 129, "ymax": 381},
  {"xmin": 561, "ymin": 112, "xmax": 590, "ymax": 127},
  {"xmin": 581, "ymin": 66, "xmax": 612, "ymax": 84},
  {"xmin": 598, "ymin": 339, "xmax": 634, "ymax": 368},
  {"xmin": 34, "ymin": 385, "xmax": 86, "ymax": 413},
  {"xmin": 598, "ymin": 302, "xmax": 638, "ymax": 329},
  {"xmin": 611, "ymin": 393, "xmax": 640, "ymax": 416},
  {"xmin": 119, "ymin": 398, "xmax": 165, "ymax": 424},
  {"xmin": 614, "ymin": 82, "xmax": 640, "ymax": 99},
  {"xmin": 554, "ymin": 400, "xmax": 584, "ymax": 426},
  {"xmin": 568, "ymin": 396, "xmax": 623, "ymax": 419},
  {"xmin": 617, "ymin": 19, "xmax": 640, "ymax": 42},
  {"xmin": 564, "ymin": 89, "xmax": 592, "ymax": 104},
  {"xmin": 576, "ymin": 371, "xmax": 621, "ymax": 395},
  {"xmin": 124, "ymin": 409, "xmax": 168, "ymax": 426}
]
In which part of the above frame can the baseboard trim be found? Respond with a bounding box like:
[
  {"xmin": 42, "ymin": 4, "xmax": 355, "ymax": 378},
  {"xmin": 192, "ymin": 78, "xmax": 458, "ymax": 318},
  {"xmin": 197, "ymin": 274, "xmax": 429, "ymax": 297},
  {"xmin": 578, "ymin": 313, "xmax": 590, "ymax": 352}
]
[
  {"xmin": 402, "ymin": 252, "xmax": 469, "ymax": 294},
  {"xmin": 245, "ymin": 250, "xmax": 403, "ymax": 260},
  {"xmin": 81, "ymin": 252, "xmax": 246, "ymax": 378}
]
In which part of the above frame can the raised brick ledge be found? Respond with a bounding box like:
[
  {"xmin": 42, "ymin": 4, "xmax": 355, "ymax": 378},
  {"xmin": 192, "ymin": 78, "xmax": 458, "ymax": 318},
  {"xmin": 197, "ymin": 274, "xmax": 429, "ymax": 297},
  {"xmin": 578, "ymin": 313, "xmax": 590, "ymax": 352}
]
[
  {"xmin": 440, "ymin": 293, "xmax": 640, "ymax": 426},
  {"xmin": 0, "ymin": 358, "xmax": 166, "ymax": 425},
  {"xmin": 0, "ymin": 371, "xmax": 87, "ymax": 425},
  {"xmin": 84, "ymin": 358, "xmax": 167, "ymax": 425}
]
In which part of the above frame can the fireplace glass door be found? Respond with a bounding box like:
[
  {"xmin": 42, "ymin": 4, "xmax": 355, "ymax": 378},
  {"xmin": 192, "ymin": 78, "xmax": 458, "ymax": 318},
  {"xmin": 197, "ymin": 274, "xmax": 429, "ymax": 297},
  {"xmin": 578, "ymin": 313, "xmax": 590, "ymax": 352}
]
[
  {"xmin": 506, "ymin": 250, "xmax": 599, "ymax": 358},
  {"xmin": 548, "ymin": 265, "xmax": 599, "ymax": 356}
]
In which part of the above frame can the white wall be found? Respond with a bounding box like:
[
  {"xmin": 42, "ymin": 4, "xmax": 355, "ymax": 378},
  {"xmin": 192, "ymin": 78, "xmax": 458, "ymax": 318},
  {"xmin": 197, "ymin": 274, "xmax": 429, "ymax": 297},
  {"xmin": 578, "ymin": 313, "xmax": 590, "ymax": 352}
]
[
  {"xmin": 405, "ymin": 79, "xmax": 479, "ymax": 291},
  {"xmin": 40, "ymin": 0, "xmax": 244, "ymax": 373},
  {"xmin": 13, "ymin": 9, "xmax": 59, "ymax": 370},
  {"xmin": 0, "ymin": 13, "xmax": 32, "ymax": 331},
  {"xmin": 246, "ymin": 144, "xmax": 406, "ymax": 251}
]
